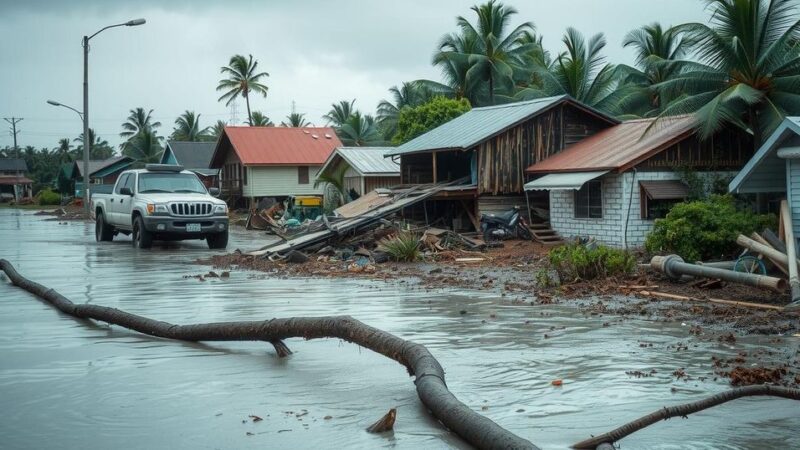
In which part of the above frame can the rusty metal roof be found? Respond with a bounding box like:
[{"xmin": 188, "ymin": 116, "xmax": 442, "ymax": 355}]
[
  {"xmin": 526, "ymin": 115, "xmax": 697, "ymax": 174},
  {"xmin": 212, "ymin": 126, "xmax": 342, "ymax": 166},
  {"xmin": 640, "ymin": 180, "xmax": 689, "ymax": 199}
]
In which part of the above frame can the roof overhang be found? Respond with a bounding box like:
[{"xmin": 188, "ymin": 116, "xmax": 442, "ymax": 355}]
[
  {"xmin": 524, "ymin": 170, "xmax": 608, "ymax": 191},
  {"xmin": 729, "ymin": 117, "xmax": 800, "ymax": 193}
]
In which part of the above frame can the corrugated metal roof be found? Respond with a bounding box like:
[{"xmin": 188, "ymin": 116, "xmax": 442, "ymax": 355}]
[
  {"xmin": 166, "ymin": 141, "xmax": 216, "ymax": 169},
  {"xmin": 73, "ymin": 156, "xmax": 134, "ymax": 177},
  {"xmin": 385, "ymin": 95, "xmax": 617, "ymax": 157},
  {"xmin": 214, "ymin": 126, "xmax": 341, "ymax": 166},
  {"xmin": 0, "ymin": 158, "xmax": 28, "ymax": 172},
  {"xmin": 335, "ymin": 147, "xmax": 399, "ymax": 175},
  {"xmin": 640, "ymin": 180, "xmax": 689, "ymax": 199},
  {"xmin": 524, "ymin": 171, "xmax": 608, "ymax": 190},
  {"xmin": 526, "ymin": 115, "xmax": 697, "ymax": 173}
]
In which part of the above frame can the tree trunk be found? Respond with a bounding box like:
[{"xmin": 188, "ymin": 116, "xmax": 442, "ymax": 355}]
[
  {"xmin": 488, "ymin": 72, "xmax": 495, "ymax": 106},
  {"xmin": 245, "ymin": 93, "xmax": 253, "ymax": 126},
  {"xmin": 0, "ymin": 259, "xmax": 537, "ymax": 450}
]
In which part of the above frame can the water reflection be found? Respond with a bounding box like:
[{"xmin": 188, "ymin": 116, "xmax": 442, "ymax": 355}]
[{"xmin": 0, "ymin": 210, "xmax": 797, "ymax": 449}]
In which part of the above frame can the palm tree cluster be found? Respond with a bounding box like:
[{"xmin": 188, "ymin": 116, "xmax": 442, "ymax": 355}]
[
  {"xmin": 119, "ymin": 107, "xmax": 164, "ymax": 164},
  {"xmin": 376, "ymin": 0, "xmax": 800, "ymax": 145},
  {"xmin": 323, "ymin": 99, "xmax": 384, "ymax": 146}
]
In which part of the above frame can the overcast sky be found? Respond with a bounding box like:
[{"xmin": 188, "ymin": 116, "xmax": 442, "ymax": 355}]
[{"xmin": 1, "ymin": 0, "xmax": 709, "ymax": 150}]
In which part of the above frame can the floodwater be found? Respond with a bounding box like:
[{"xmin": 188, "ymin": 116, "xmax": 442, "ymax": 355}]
[{"xmin": 0, "ymin": 209, "xmax": 798, "ymax": 450}]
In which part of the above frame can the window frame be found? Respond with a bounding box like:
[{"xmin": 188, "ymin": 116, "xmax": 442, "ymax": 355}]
[
  {"xmin": 297, "ymin": 166, "xmax": 309, "ymax": 185},
  {"xmin": 114, "ymin": 174, "xmax": 129, "ymax": 194},
  {"xmin": 574, "ymin": 179, "xmax": 603, "ymax": 219}
]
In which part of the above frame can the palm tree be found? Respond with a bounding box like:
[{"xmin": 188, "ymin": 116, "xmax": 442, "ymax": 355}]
[
  {"xmin": 420, "ymin": 31, "xmax": 482, "ymax": 102},
  {"xmin": 74, "ymin": 129, "xmax": 115, "ymax": 159},
  {"xmin": 122, "ymin": 128, "xmax": 163, "ymax": 164},
  {"xmin": 654, "ymin": 0, "xmax": 800, "ymax": 143},
  {"xmin": 376, "ymin": 82, "xmax": 432, "ymax": 140},
  {"xmin": 520, "ymin": 28, "xmax": 621, "ymax": 113},
  {"xmin": 209, "ymin": 120, "xmax": 227, "ymax": 140},
  {"xmin": 323, "ymin": 100, "xmax": 356, "ymax": 127},
  {"xmin": 120, "ymin": 108, "xmax": 161, "ymax": 141},
  {"xmin": 216, "ymin": 54, "xmax": 269, "ymax": 126},
  {"xmin": 281, "ymin": 112, "xmax": 310, "ymax": 127},
  {"xmin": 249, "ymin": 111, "xmax": 273, "ymax": 127},
  {"xmin": 337, "ymin": 112, "xmax": 383, "ymax": 146},
  {"xmin": 54, "ymin": 138, "xmax": 73, "ymax": 164},
  {"xmin": 170, "ymin": 110, "xmax": 209, "ymax": 141},
  {"xmin": 614, "ymin": 23, "xmax": 695, "ymax": 117},
  {"xmin": 314, "ymin": 167, "xmax": 349, "ymax": 210}
]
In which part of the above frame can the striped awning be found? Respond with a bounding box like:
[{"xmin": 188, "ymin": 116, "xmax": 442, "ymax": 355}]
[{"xmin": 640, "ymin": 180, "xmax": 689, "ymax": 200}]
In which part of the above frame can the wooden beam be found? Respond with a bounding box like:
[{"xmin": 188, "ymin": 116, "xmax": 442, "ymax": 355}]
[{"xmin": 432, "ymin": 151, "xmax": 438, "ymax": 184}]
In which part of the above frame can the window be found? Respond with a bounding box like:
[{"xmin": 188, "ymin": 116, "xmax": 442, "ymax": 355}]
[
  {"xmin": 138, "ymin": 172, "xmax": 207, "ymax": 194},
  {"xmin": 639, "ymin": 180, "xmax": 689, "ymax": 220},
  {"xmin": 574, "ymin": 180, "xmax": 602, "ymax": 219},
  {"xmin": 123, "ymin": 173, "xmax": 136, "ymax": 192},
  {"xmin": 298, "ymin": 166, "xmax": 309, "ymax": 184},
  {"xmin": 114, "ymin": 174, "xmax": 129, "ymax": 194}
]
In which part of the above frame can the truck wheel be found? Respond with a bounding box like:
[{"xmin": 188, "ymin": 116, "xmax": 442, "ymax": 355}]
[
  {"xmin": 95, "ymin": 212, "xmax": 114, "ymax": 242},
  {"xmin": 132, "ymin": 216, "xmax": 153, "ymax": 249},
  {"xmin": 207, "ymin": 231, "xmax": 229, "ymax": 249}
]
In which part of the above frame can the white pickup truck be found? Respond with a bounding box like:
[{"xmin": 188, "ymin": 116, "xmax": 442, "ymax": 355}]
[{"xmin": 91, "ymin": 164, "xmax": 229, "ymax": 249}]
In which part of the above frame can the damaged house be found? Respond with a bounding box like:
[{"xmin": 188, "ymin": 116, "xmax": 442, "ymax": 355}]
[
  {"xmin": 525, "ymin": 115, "xmax": 755, "ymax": 248},
  {"xmin": 384, "ymin": 95, "xmax": 617, "ymax": 231},
  {"xmin": 210, "ymin": 126, "xmax": 342, "ymax": 207},
  {"xmin": 315, "ymin": 147, "xmax": 400, "ymax": 198}
]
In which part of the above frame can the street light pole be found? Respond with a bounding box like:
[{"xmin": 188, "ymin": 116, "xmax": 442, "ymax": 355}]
[{"xmin": 80, "ymin": 18, "xmax": 146, "ymax": 216}]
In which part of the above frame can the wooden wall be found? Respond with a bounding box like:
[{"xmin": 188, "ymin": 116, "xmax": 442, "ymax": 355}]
[
  {"xmin": 401, "ymin": 153, "xmax": 433, "ymax": 184},
  {"xmin": 637, "ymin": 127, "xmax": 755, "ymax": 171}
]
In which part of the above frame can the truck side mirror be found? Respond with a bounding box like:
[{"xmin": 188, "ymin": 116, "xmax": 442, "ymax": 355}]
[
  {"xmin": 120, "ymin": 187, "xmax": 133, "ymax": 196},
  {"xmin": 208, "ymin": 187, "xmax": 220, "ymax": 197}
]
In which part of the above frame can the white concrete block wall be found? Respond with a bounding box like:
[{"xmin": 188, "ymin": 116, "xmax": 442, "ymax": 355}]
[{"xmin": 549, "ymin": 171, "xmax": 737, "ymax": 249}]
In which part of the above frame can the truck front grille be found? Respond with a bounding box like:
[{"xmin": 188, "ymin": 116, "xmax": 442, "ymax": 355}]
[{"xmin": 170, "ymin": 202, "xmax": 212, "ymax": 216}]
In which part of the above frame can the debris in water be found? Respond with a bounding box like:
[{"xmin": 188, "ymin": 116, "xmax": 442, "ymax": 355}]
[
  {"xmin": 366, "ymin": 408, "xmax": 396, "ymax": 433},
  {"xmin": 551, "ymin": 379, "xmax": 563, "ymax": 386},
  {"xmin": 249, "ymin": 415, "xmax": 263, "ymax": 422},
  {"xmin": 323, "ymin": 415, "xmax": 333, "ymax": 420}
]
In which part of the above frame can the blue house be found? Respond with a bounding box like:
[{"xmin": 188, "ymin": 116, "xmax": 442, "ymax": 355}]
[{"xmin": 729, "ymin": 117, "xmax": 800, "ymax": 238}]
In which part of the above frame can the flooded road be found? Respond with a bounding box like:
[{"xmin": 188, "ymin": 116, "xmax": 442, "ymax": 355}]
[{"xmin": 1, "ymin": 209, "xmax": 798, "ymax": 449}]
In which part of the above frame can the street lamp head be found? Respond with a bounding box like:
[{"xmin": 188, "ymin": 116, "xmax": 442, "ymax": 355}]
[
  {"xmin": 125, "ymin": 18, "xmax": 146, "ymax": 26},
  {"xmin": 46, "ymin": 100, "xmax": 61, "ymax": 106}
]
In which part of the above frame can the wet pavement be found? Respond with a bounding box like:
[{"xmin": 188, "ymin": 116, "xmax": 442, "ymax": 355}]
[{"xmin": 1, "ymin": 209, "xmax": 798, "ymax": 449}]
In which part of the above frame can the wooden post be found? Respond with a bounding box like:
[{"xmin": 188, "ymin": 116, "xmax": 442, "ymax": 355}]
[
  {"xmin": 432, "ymin": 151, "xmax": 438, "ymax": 184},
  {"xmin": 781, "ymin": 200, "xmax": 800, "ymax": 307}
]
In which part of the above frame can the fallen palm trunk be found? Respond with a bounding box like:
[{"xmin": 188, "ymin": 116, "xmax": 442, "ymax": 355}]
[
  {"xmin": 0, "ymin": 259, "xmax": 536, "ymax": 450},
  {"xmin": 572, "ymin": 385, "xmax": 800, "ymax": 449}
]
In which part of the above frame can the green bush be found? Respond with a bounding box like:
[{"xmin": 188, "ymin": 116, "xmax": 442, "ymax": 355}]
[
  {"xmin": 393, "ymin": 96, "xmax": 471, "ymax": 145},
  {"xmin": 377, "ymin": 232, "xmax": 421, "ymax": 262},
  {"xmin": 644, "ymin": 195, "xmax": 776, "ymax": 262},
  {"xmin": 548, "ymin": 242, "xmax": 635, "ymax": 281},
  {"xmin": 37, "ymin": 188, "xmax": 61, "ymax": 206}
]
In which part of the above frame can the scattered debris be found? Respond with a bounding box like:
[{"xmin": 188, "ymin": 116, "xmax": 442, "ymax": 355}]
[{"xmin": 366, "ymin": 408, "xmax": 396, "ymax": 433}]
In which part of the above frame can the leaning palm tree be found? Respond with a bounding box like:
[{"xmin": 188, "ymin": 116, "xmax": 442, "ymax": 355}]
[
  {"xmin": 281, "ymin": 112, "xmax": 310, "ymax": 127},
  {"xmin": 119, "ymin": 108, "xmax": 161, "ymax": 141},
  {"xmin": 654, "ymin": 0, "xmax": 800, "ymax": 143},
  {"xmin": 122, "ymin": 128, "xmax": 164, "ymax": 164},
  {"xmin": 449, "ymin": 0, "xmax": 538, "ymax": 105},
  {"xmin": 337, "ymin": 112, "xmax": 383, "ymax": 146},
  {"xmin": 170, "ymin": 110, "xmax": 209, "ymax": 141},
  {"xmin": 323, "ymin": 100, "xmax": 356, "ymax": 127},
  {"xmin": 216, "ymin": 54, "xmax": 269, "ymax": 126},
  {"xmin": 249, "ymin": 111, "xmax": 274, "ymax": 127},
  {"xmin": 520, "ymin": 28, "xmax": 621, "ymax": 113}
]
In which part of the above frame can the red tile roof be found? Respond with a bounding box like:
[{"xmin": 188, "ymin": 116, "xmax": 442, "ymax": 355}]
[
  {"xmin": 526, "ymin": 116, "xmax": 697, "ymax": 174},
  {"xmin": 213, "ymin": 126, "xmax": 342, "ymax": 166}
]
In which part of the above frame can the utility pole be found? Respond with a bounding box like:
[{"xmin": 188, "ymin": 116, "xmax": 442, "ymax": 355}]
[{"xmin": 3, "ymin": 117, "xmax": 23, "ymax": 159}]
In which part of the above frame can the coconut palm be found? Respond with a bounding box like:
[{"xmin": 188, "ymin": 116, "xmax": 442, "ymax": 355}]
[
  {"xmin": 122, "ymin": 128, "xmax": 163, "ymax": 164},
  {"xmin": 323, "ymin": 100, "xmax": 356, "ymax": 127},
  {"xmin": 170, "ymin": 110, "xmax": 209, "ymax": 141},
  {"xmin": 281, "ymin": 112, "xmax": 310, "ymax": 127},
  {"xmin": 376, "ymin": 82, "xmax": 432, "ymax": 140},
  {"xmin": 519, "ymin": 28, "xmax": 621, "ymax": 113},
  {"xmin": 119, "ymin": 108, "xmax": 161, "ymax": 141},
  {"xmin": 249, "ymin": 111, "xmax": 273, "ymax": 127},
  {"xmin": 419, "ymin": 31, "xmax": 482, "ymax": 102},
  {"xmin": 216, "ymin": 54, "xmax": 269, "ymax": 126},
  {"xmin": 614, "ymin": 23, "xmax": 696, "ymax": 117},
  {"xmin": 54, "ymin": 138, "xmax": 73, "ymax": 164},
  {"xmin": 209, "ymin": 120, "xmax": 227, "ymax": 140},
  {"xmin": 74, "ymin": 129, "xmax": 114, "ymax": 159},
  {"xmin": 337, "ymin": 112, "xmax": 383, "ymax": 146},
  {"xmin": 655, "ymin": 0, "xmax": 800, "ymax": 142}
]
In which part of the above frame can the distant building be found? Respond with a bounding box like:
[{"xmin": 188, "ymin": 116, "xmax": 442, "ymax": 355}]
[
  {"xmin": 209, "ymin": 126, "xmax": 341, "ymax": 206},
  {"xmin": 160, "ymin": 141, "xmax": 219, "ymax": 188},
  {"xmin": 71, "ymin": 156, "xmax": 135, "ymax": 197},
  {"xmin": 0, "ymin": 158, "xmax": 32, "ymax": 202},
  {"xmin": 316, "ymin": 147, "xmax": 400, "ymax": 197},
  {"xmin": 526, "ymin": 116, "xmax": 755, "ymax": 247},
  {"xmin": 730, "ymin": 117, "xmax": 800, "ymax": 239}
]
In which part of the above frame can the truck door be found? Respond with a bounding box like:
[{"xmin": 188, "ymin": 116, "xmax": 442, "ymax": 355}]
[
  {"xmin": 115, "ymin": 173, "xmax": 136, "ymax": 229},
  {"xmin": 108, "ymin": 173, "xmax": 129, "ymax": 225}
]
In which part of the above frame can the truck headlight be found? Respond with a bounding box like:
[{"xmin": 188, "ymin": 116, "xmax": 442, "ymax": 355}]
[
  {"xmin": 147, "ymin": 203, "xmax": 169, "ymax": 215},
  {"xmin": 213, "ymin": 204, "xmax": 227, "ymax": 214}
]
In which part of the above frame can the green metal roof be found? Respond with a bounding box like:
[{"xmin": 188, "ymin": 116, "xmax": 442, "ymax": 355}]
[{"xmin": 385, "ymin": 95, "xmax": 618, "ymax": 157}]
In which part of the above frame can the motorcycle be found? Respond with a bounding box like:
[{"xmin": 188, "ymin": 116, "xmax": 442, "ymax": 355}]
[{"xmin": 480, "ymin": 206, "xmax": 532, "ymax": 242}]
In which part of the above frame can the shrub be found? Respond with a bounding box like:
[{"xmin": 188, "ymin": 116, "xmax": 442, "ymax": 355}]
[
  {"xmin": 644, "ymin": 194, "xmax": 776, "ymax": 262},
  {"xmin": 393, "ymin": 97, "xmax": 471, "ymax": 144},
  {"xmin": 548, "ymin": 242, "xmax": 635, "ymax": 281},
  {"xmin": 37, "ymin": 188, "xmax": 61, "ymax": 206},
  {"xmin": 377, "ymin": 232, "xmax": 421, "ymax": 262}
]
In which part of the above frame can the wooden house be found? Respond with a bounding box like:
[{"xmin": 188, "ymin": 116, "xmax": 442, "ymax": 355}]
[
  {"xmin": 209, "ymin": 126, "xmax": 341, "ymax": 206},
  {"xmin": 384, "ymin": 95, "xmax": 618, "ymax": 229},
  {"xmin": 0, "ymin": 158, "xmax": 32, "ymax": 202},
  {"xmin": 71, "ymin": 156, "xmax": 134, "ymax": 197},
  {"xmin": 525, "ymin": 116, "xmax": 755, "ymax": 247},
  {"xmin": 316, "ymin": 147, "xmax": 400, "ymax": 198}
]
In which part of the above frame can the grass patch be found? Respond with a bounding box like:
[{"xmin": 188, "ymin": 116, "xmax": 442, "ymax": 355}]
[{"xmin": 548, "ymin": 242, "xmax": 635, "ymax": 281}]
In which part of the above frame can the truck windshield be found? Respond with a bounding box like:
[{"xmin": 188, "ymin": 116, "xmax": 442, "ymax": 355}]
[{"xmin": 138, "ymin": 173, "xmax": 207, "ymax": 194}]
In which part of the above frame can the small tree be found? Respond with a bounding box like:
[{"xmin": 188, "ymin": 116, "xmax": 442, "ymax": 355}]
[{"xmin": 393, "ymin": 97, "xmax": 471, "ymax": 144}]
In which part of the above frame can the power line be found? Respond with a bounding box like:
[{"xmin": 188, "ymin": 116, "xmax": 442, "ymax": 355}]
[{"xmin": 3, "ymin": 117, "xmax": 23, "ymax": 159}]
